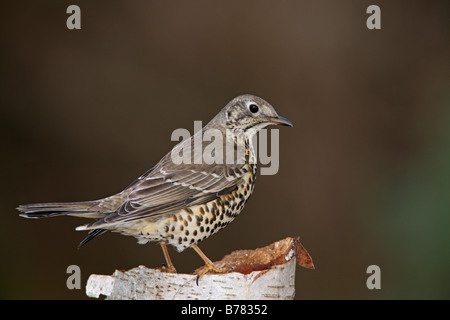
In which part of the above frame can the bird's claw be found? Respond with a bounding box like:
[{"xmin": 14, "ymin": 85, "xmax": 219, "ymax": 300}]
[
  {"xmin": 195, "ymin": 263, "xmax": 232, "ymax": 285},
  {"xmin": 158, "ymin": 263, "xmax": 177, "ymax": 274}
]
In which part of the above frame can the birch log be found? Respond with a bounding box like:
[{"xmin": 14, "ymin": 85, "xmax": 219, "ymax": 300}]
[{"xmin": 86, "ymin": 237, "xmax": 314, "ymax": 300}]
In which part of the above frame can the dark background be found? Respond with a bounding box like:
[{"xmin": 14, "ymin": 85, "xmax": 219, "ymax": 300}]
[{"xmin": 1, "ymin": 1, "xmax": 449, "ymax": 299}]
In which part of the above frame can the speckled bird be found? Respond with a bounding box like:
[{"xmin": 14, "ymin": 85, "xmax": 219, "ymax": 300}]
[{"xmin": 17, "ymin": 94, "xmax": 292, "ymax": 277}]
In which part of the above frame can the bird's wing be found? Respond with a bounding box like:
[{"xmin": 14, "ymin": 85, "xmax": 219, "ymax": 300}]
[{"xmin": 85, "ymin": 136, "xmax": 251, "ymax": 229}]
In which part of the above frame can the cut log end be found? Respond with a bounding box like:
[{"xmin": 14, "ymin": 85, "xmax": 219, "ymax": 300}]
[{"xmin": 86, "ymin": 236, "xmax": 314, "ymax": 300}]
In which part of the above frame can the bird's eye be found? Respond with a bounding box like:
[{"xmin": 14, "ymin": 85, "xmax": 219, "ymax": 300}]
[{"xmin": 249, "ymin": 104, "xmax": 259, "ymax": 113}]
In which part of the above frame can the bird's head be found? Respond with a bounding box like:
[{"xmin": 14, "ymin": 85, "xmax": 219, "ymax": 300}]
[{"xmin": 221, "ymin": 94, "xmax": 293, "ymax": 136}]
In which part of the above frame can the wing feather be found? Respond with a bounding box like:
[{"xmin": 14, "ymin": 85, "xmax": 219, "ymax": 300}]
[{"xmin": 84, "ymin": 138, "xmax": 251, "ymax": 229}]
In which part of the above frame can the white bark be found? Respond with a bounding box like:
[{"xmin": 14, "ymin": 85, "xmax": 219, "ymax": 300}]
[{"xmin": 86, "ymin": 237, "xmax": 314, "ymax": 300}]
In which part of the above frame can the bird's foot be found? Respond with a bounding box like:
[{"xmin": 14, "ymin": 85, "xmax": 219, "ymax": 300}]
[
  {"xmin": 158, "ymin": 263, "xmax": 177, "ymax": 274},
  {"xmin": 195, "ymin": 263, "xmax": 232, "ymax": 285}
]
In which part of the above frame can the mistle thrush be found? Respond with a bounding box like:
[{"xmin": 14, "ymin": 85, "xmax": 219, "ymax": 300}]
[{"xmin": 17, "ymin": 94, "xmax": 293, "ymax": 276}]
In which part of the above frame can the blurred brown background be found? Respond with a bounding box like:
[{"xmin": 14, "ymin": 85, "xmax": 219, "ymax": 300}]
[{"xmin": 1, "ymin": 0, "xmax": 449, "ymax": 299}]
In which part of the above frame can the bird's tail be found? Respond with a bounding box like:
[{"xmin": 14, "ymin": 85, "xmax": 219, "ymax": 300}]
[{"xmin": 17, "ymin": 201, "xmax": 105, "ymax": 219}]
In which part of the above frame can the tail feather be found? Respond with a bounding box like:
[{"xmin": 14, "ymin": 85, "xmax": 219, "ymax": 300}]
[
  {"xmin": 17, "ymin": 201, "xmax": 111, "ymax": 247},
  {"xmin": 78, "ymin": 229, "xmax": 107, "ymax": 249},
  {"xmin": 17, "ymin": 201, "xmax": 106, "ymax": 219}
]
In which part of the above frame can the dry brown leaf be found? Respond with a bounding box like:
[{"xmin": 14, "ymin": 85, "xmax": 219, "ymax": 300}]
[{"xmin": 194, "ymin": 236, "xmax": 314, "ymax": 274}]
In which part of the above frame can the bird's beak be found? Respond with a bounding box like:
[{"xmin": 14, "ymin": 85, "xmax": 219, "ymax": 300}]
[{"xmin": 269, "ymin": 115, "xmax": 293, "ymax": 127}]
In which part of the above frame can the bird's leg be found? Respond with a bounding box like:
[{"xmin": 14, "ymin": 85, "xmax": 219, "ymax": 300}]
[
  {"xmin": 158, "ymin": 242, "xmax": 177, "ymax": 273},
  {"xmin": 192, "ymin": 245, "xmax": 230, "ymax": 284}
]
